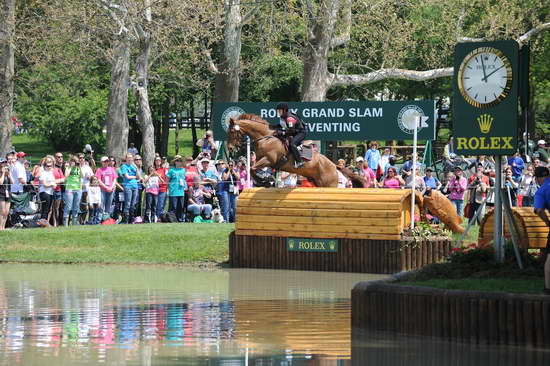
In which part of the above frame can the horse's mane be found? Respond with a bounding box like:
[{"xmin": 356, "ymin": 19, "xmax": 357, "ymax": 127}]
[{"xmin": 238, "ymin": 113, "xmax": 270, "ymax": 126}]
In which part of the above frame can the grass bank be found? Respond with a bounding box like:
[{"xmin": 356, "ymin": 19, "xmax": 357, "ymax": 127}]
[
  {"xmin": 0, "ymin": 223, "xmax": 234, "ymax": 265},
  {"xmin": 397, "ymin": 245, "xmax": 545, "ymax": 295}
]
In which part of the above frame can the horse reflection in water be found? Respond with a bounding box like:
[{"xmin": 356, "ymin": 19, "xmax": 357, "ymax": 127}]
[{"xmin": 227, "ymin": 114, "xmax": 349, "ymax": 187}]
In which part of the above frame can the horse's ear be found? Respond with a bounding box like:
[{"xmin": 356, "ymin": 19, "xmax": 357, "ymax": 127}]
[{"xmin": 229, "ymin": 117, "xmax": 235, "ymax": 125}]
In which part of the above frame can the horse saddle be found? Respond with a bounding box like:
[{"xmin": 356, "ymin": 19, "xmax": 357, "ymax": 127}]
[{"xmin": 279, "ymin": 137, "xmax": 313, "ymax": 161}]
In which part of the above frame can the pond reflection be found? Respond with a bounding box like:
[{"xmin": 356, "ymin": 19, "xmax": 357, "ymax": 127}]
[{"xmin": 0, "ymin": 264, "xmax": 384, "ymax": 365}]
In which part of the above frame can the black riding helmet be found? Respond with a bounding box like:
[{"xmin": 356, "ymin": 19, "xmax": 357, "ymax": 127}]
[{"xmin": 276, "ymin": 102, "xmax": 289, "ymax": 111}]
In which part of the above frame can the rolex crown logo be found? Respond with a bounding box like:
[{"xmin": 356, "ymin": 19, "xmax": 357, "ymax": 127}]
[{"xmin": 477, "ymin": 114, "xmax": 493, "ymax": 134}]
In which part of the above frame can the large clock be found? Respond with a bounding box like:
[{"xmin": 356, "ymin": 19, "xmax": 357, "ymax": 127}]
[{"xmin": 457, "ymin": 47, "xmax": 513, "ymax": 108}]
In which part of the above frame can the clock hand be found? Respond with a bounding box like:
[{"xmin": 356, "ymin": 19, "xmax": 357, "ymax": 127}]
[
  {"xmin": 480, "ymin": 56, "xmax": 488, "ymax": 83},
  {"xmin": 482, "ymin": 64, "xmax": 505, "ymax": 82}
]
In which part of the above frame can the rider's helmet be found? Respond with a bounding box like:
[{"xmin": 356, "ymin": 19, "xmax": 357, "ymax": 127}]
[{"xmin": 276, "ymin": 102, "xmax": 289, "ymax": 111}]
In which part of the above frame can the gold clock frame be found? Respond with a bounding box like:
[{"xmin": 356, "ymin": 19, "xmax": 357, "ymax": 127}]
[{"xmin": 457, "ymin": 46, "xmax": 513, "ymax": 109}]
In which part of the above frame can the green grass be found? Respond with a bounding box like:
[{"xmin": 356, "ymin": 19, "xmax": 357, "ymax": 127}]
[
  {"xmin": 0, "ymin": 223, "xmax": 234, "ymax": 265},
  {"xmin": 11, "ymin": 134, "xmax": 60, "ymax": 164},
  {"xmin": 168, "ymin": 128, "xmax": 207, "ymax": 159},
  {"xmin": 401, "ymin": 278, "xmax": 545, "ymax": 294},
  {"xmin": 452, "ymin": 221, "xmax": 479, "ymax": 245}
]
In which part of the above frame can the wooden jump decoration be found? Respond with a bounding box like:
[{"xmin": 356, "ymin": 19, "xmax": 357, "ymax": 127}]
[
  {"xmin": 230, "ymin": 188, "xmax": 451, "ymax": 274},
  {"xmin": 478, "ymin": 207, "xmax": 549, "ymax": 249},
  {"xmin": 236, "ymin": 188, "xmax": 417, "ymax": 240}
]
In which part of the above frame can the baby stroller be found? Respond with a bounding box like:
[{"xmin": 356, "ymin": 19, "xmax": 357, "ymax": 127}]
[{"xmin": 9, "ymin": 191, "xmax": 42, "ymax": 228}]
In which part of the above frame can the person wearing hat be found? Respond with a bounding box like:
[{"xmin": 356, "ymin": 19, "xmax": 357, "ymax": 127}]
[
  {"xmin": 0, "ymin": 157, "xmax": 13, "ymax": 230},
  {"xmin": 199, "ymin": 159, "xmax": 217, "ymax": 186},
  {"xmin": 274, "ymin": 102, "xmax": 307, "ymax": 168},
  {"xmin": 423, "ymin": 168, "xmax": 441, "ymax": 190},
  {"xmin": 447, "ymin": 165, "xmax": 468, "ymax": 216},
  {"xmin": 166, "ymin": 156, "xmax": 187, "ymax": 222},
  {"xmin": 533, "ymin": 140, "xmax": 549, "ymax": 164},
  {"xmin": 533, "ymin": 166, "xmax": 550, "ymax": 294},
  {"xmin": 10, "ymin": 151, "xmax": 27, "ymax": 194}
]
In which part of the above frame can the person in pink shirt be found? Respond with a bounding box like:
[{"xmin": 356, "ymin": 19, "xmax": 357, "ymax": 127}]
[
  {"xmin": 447, "ymin": 166, "xmax": 468, "ymax": 216},
  {"xmin": 144, "ymin": 166, "xmax": 163, "ymax": 223},
  {"xmin": 356, "ymin": 157, "xmax": 378, "ymax": 187},
  {"xmin": 50, "ymin": 163, "xmax": 65, "ymax": 226},
  {"xmin": 236, "ymin": 159, "xmax": 250, "ymax": 191},
  {"xmin": 154, "ymin": 157, "xmax": 168, "ymax": 218},
  {"xmin": 380, "ymin": 167, "xmax": 404, "ymax": 189},
  {"xmin": 95, "ymin": 156, "xmax": 118, "ymax": 218}
]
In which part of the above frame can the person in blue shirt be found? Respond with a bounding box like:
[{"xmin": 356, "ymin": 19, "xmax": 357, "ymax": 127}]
[
  {"xmin": 423, "ymin": 168, "xmax": 441, "ymax": 190},
  {"xmin": 167, "ymin": 157, "xmax": 187, "ymax": 222},
  {"xmin": 507, "ymin": 151, "xmax": 525, "ymax": 182},
  {"xmin": 198, "ymin": 159, "xmax": 217, "ymax": 184},
  {"xmin": 119, "ymin": 153, "xmax": 141, "ymax": 224},
  {"xmin": 364, "ymin": 142, "xmax": 381, "ymax": 173},
  {"xmin": 534, "ymin": 166, "xmax": 550, "ymax": 295},
  {"xmin": 402, "ymin": 153, "xmax": 424, "ymax": 173}
]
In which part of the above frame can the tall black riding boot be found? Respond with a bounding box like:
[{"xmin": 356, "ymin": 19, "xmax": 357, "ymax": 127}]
[{"xmin": 289, "ymin": 143, "xmax": 303, "ymax": 168}]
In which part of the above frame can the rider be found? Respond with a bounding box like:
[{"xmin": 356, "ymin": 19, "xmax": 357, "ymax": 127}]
[{"xmin": 274, "ymin": 102, "xmax": 307, "ymax": 168}]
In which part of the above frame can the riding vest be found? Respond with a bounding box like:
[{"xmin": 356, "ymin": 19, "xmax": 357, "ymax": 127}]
[{"xmin": 276, "ymin": 112, "xmax": 306, "ymax": 136}]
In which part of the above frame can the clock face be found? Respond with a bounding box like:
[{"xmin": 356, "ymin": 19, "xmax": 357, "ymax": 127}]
[{"xmin": 458, "ymin": 47, "xmax": 513, "ymax": 108}]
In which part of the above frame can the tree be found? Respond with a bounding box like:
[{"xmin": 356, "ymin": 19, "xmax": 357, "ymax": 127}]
[
  {"xmin": 299, "ymin": 0, "xmax": 550, "ymax": 101},
  {"xmin": 0, "ymin": 0, "xmax": 15, "ymax": 156},
  {"xmin": 208, "ymin": 0, "xmax": 262, "ymax": 102},
  {"xmin": 16, "ymin": 65, "xmax": 108, "ymax": 152}
]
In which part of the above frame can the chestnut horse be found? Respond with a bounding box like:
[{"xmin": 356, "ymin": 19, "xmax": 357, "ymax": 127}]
[{"xmin": 227, "ymin": 113, "xmax": 347, "ymax": 187}]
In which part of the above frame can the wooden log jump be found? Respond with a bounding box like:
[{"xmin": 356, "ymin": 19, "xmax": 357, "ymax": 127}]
[
  {"xmin": 478, "ymin": 207, "xmax": 549, "ymax": 249},
  {"xmin": 236, "ymin": 188, "xmax": 418, "ymax": 240},
  {"xmin": 231, "ymin": 188, "xmax": 449, "ymax": 274}
]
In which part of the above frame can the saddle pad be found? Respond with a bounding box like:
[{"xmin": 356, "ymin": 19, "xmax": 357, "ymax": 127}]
[{"xmin": 300, "ymin": 145, "xmax": 313, "ymax": 161}]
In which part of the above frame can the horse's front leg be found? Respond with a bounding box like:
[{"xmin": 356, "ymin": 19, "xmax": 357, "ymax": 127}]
[
  {"xmin": 251, "ymin": 157, "xmax": 275, "ymax": 187},
  {"xmin": 252, "ymin": 156, "xmax": 272, "ymax": 171}
]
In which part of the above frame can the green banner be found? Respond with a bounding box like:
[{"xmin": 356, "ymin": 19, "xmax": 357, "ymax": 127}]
[
  {"xmin": 286, "ymin": 238, "xmax": 338, "ymax": 253},
  {"xmin": 452, "ymin": 40, "xmax": 519, "ymax": 155},
  {"xmin": 213, "ymin": 101, "xmax": 436, "ymax": 141}
]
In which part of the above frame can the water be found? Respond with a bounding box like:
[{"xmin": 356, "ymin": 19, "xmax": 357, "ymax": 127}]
[
  {"xmin": 1, "ymin": 264, "xmax": 548, "ymax": 365},
  {"xmin": 0, "ymin": 264, "xmax": 384, "ymax": 365}
]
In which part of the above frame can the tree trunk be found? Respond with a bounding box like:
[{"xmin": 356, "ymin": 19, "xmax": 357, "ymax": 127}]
[
  {"xmin": 106, "ymin": 38, "xmax": 130, "ymax": 162},
  {"xmin": 190, "ymin": 97, "xmax": 199, "ymax": 158},
  {"xmin": 301, "ymin": 0, "xmax": 341, "ymax": 102},
  {"xmin": 134, "ymin": 32, "xmax": 155, "ymax": 171},
  {"xmin": 0, "ymin": 0, "xmax": 15, "ymax": 156},
  {"xmin": 160, "ymin": 98, "xmax": 170, "ymax": 157},
  {"xmin": 214, "ymin": 0, "xmax": 242, "ymax": 102}
]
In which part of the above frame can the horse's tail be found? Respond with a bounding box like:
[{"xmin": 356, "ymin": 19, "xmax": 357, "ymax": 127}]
[{"xmin": 337, "ymin": 166, "xmax": 367, "ymax": 188}]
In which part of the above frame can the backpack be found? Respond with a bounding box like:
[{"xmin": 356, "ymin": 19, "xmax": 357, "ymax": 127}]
[{"xmin": 161, "ymin": 212, "xmax": 178, "ymax": 223}]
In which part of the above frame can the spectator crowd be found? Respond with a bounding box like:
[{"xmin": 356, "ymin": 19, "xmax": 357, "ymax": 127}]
[
  {"xmin": 0, "ymin": 137, "xmax": 549, "ymax": 230},
  {"xmin": 0, "ymin": 145, "xmax": 247, "ymax": 229}
]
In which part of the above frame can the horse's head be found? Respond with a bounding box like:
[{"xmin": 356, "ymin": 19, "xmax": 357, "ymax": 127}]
[
  {"xmin": 226, "ymin": 117, "xmax": 243, "ymax": 152},
  {"xmin": 226, "ymin": 114, "xmax": 271, "ymax": 152}
]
